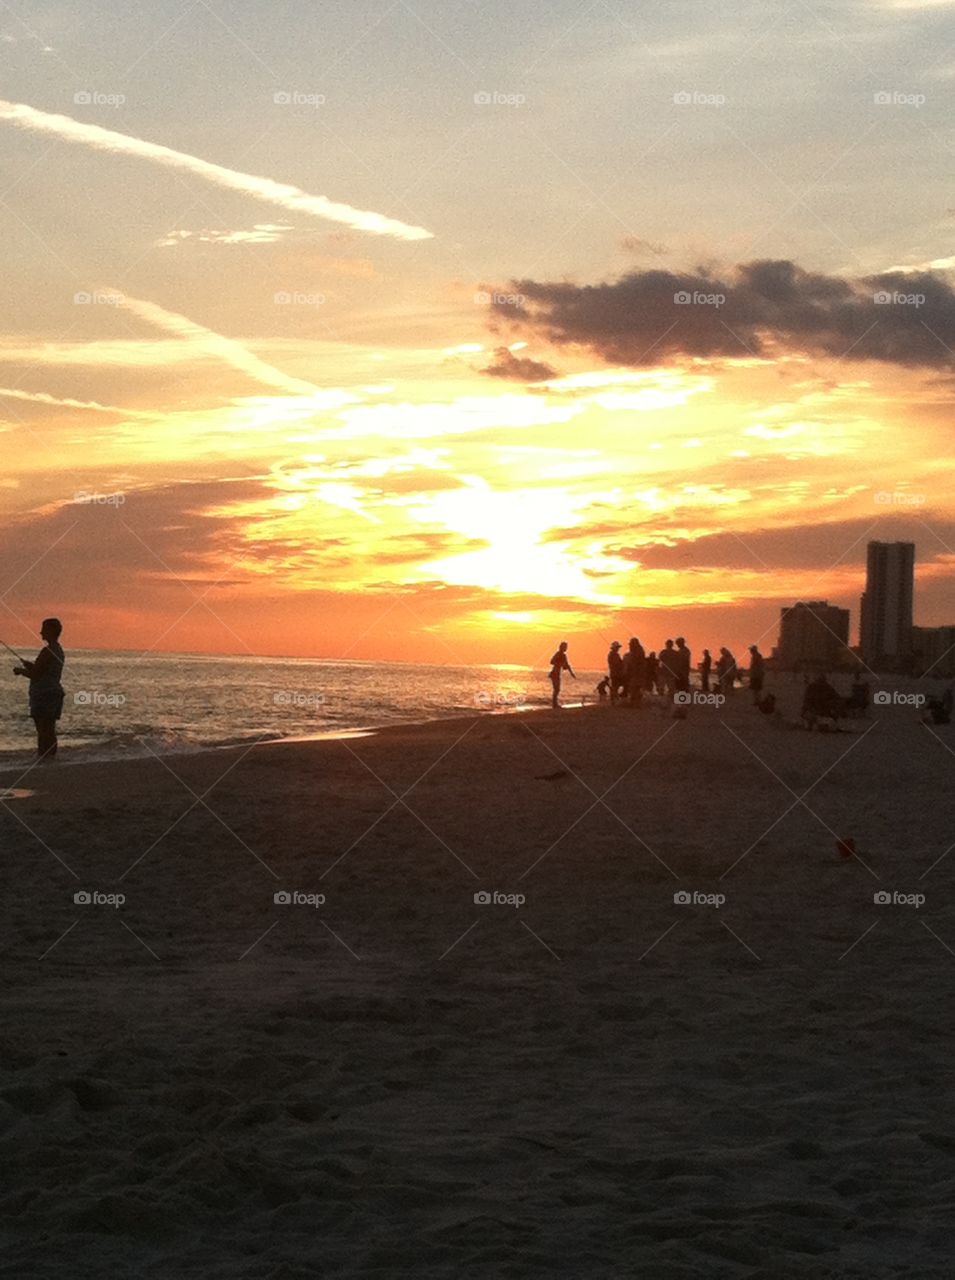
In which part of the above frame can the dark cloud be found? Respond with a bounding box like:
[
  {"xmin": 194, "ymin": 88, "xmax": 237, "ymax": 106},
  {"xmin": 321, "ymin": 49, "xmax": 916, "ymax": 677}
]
[
  {"xmin": 584, "ymin": 515, "xmax": 955, "ymax": 575},
  {"xmin": 364, "ymin": 579, "xmax": 600, "ymax": 615},
  {"xmin": 492, "ymin": 259, "xmax": 955, "ymax": 370},
  {"xmin": 480, "ymin": 346, "xmax": 558, "ymax": 383},
  {"xmin": 0, "ymin": 477, "xmax": 338, "ymax": 612}
]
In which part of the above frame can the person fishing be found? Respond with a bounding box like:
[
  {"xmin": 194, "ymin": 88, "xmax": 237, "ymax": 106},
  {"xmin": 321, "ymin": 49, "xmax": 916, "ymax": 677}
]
[{"xmin": 9, "ymin": 618, "xmax": 66, "ymax": 760}]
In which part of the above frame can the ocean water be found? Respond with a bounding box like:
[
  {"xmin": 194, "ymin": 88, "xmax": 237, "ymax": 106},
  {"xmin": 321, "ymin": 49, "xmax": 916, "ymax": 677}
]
[{"xmin": 0, "ymin": 650, "xmax": 601, "ymax": 766}]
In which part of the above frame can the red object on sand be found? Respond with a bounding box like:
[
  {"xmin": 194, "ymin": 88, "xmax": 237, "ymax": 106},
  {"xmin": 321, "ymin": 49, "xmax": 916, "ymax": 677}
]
[{"xmin": 837, "ymin": 837, "xmax": 856, "ymax": 859}]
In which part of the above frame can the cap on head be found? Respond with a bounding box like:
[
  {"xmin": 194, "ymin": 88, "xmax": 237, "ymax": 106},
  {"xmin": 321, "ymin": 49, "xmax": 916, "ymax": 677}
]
[{"xmin": 610, "ymin": 641, "xmax": 621, "ymax": 649}]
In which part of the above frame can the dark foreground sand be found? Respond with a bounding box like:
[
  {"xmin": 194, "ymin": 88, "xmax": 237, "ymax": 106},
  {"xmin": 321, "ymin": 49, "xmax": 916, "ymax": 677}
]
[{"xmin": 1, "ymin": 685, "xmax": 954, "ymax": 1278}]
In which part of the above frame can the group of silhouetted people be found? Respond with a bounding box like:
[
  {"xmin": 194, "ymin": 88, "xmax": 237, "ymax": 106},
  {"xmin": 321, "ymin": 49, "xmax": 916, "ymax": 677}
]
[
  {"xmin": 591, "ymin": 637, "xmax": 768, "ymax": 709},
  {"xmin": 602, "ymin": 636, "xmax": 693, "ymax": 706},
  {"xmin": 546, "ymin": 636, "xmax": 772, "ymax": 711}
]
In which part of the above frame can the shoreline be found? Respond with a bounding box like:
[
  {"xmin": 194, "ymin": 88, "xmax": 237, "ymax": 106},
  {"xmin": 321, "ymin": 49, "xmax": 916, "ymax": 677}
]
[
  {"xmin": 3, "ymin": 667, "xmax": 945, "ymax": 781},
  {"xmin": 0, "ymin": 700, "xmax": 595, "ymax": 782}
]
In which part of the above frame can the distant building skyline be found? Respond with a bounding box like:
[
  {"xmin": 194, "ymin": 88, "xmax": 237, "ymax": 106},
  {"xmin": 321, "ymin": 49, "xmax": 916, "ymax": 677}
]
[
  {"xmin": 911, "ymin": 626, "xmax": 955, "ymax": 679},
  {"xmin": 860, "ymin": 541, "xmax": 915, "ymax": 668},
  {"xmin": 776, "ymin": 600, "xmax": 851, "ymax": 671}
]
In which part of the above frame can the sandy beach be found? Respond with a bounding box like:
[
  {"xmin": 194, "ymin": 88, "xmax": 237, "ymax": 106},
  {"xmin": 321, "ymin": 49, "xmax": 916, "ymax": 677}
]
[{"xmin": 2, "ymin": 682, "xmax": 953, "ymax": 1278}]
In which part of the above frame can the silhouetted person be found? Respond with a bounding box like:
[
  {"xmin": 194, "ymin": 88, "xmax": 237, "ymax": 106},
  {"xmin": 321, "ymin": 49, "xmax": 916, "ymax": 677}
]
[
  {"xmin": 607, "ymin": 641, "xmax": 625, "ymax": 702},
  {"xmin": 644, "ymin": 651, "xmax": 659, "ymax": 693},
  {"xmin": 926, "ymin": 687, "xmax": 953, "ymax": 726},
  {"xmin": 802, "ymin": 673, "xmax": 841, "ymax": 729},
  {"xmin": 699, "ymin": 648, "xmax": 712, "ymax": 692},
  {"xmin": 674, "ymin": 636, "xmax": 691, "ymax": 695},
  {"xmin": 623, "ymin": 637, "xmax": 646, "ymax": 706},
  {"xmin": 596, "ymin": 677, "xmax": 610, "ymax": 700},
  {"xmin": 717, "ymin": 647, "xmax": 737, "ymax": 696},
  {"xmin": 845, "ymin": 677, "xmax": 870, "ymax": 717},
  {"xmin": 13, "ymin": 618, "xmax": 65, "ymax": 760},
  {"xmin": 654, "ymin": 657, "xmax": 667, "ymax": 696},
  {"xmin": 748, "ymin": 645, "xmax": 765, "ymax": 704},
  {"xmin": 549, "ymin": 641, "xmax": 576, "ymax": 709},
  {"xmin": 659, "ymin": 639, "xmax": 678, "ymax": 699}
]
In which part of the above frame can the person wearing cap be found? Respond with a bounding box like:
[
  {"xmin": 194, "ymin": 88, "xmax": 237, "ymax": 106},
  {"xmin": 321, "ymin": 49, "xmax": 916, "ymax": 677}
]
[{"xmin": 607, "ymin": 641, "xmax": 625, "ymax": 702}]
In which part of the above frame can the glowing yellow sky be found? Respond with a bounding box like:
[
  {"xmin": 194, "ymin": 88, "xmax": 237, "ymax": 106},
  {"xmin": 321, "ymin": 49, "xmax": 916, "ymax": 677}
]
[{"xmin": 3, "ymin": 306, "xmax": 951, "ymax": 667}]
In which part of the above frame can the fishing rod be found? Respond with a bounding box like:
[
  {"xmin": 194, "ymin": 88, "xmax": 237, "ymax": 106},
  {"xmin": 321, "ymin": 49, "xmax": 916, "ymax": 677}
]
[{"xmin": 0, "ymin": 640, "xmax": 28, "ymax": 666}]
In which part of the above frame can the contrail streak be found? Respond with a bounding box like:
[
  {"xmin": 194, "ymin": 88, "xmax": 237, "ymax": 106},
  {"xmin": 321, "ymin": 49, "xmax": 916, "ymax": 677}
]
[
  {"xmin": 0, "ymin": 99, "xmax": 433, "ymax": 242},
  {"xmin": 118, "ymin": 293, "xmax": 324, "ymax": 397}
]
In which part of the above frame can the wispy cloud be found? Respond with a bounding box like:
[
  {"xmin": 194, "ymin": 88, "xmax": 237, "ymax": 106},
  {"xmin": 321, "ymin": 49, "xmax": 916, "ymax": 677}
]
[
  {"xmin": 118, "ymin": 293, "xmax": 325, "ymax": 397},
  {"xmin": 156, "ymin": 223, "xmax": 294, "ymax": 247},
  {"xmin": 0, "ymin": 99, "xmax": 433, "ymax": 242},
  {"xmin": 0, "ymin": 384, "xmax": 152, "ymax": 415},
  {"xmin": 885, "ymin": 253, "xmax": 955, "ymax": 273}
]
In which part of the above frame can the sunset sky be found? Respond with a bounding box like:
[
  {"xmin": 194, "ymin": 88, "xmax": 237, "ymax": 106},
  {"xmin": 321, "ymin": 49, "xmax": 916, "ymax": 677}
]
[{"xmin": 2, "ymin": 0, "xmax": 954, "ymax": 668}]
